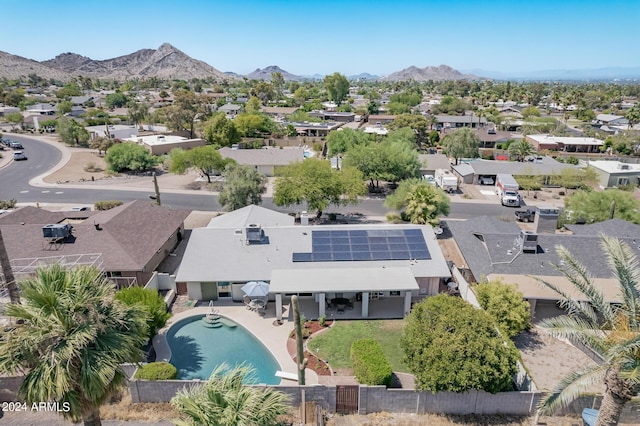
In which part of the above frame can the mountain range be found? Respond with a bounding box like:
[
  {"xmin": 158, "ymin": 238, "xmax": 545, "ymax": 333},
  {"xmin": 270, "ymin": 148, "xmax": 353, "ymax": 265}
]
[{"xmin": 1, "ymin": 43, "xmax": 638, "ymax": 82}]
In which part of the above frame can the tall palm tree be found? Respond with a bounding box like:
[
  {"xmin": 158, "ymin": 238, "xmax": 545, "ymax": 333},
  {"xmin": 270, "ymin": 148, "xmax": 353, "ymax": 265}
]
[
  {"xmin": 508, "ymin": 140, "xmax": 535, "ymax": 162},
  {"xmin": 0, "ymin": 264, "xmax": 148, "ymax": 426},
  {"xmin": 535, "ymin": 235, "xmax": 640, "ymax": 426},
  {"xmin": 171, "ymin": 364, "xmax": 290, "ymax": 426}
]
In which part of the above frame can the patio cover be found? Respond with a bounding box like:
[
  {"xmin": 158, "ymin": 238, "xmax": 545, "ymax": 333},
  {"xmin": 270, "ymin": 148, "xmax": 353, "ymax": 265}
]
[
  {"xmin": 269, "ymin": 267, "xmax": 419, "ymax": 293},
  {"xmin": 488, "ymin": 274, "xmax": 621, "ymax": 303}
]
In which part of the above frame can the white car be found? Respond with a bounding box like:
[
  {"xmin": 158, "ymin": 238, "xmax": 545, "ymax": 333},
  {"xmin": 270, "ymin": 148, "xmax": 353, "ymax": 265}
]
[
  {"xmin": 423, "ymin": 175, "xmax": 436, "ymax": 186},
  {"xmin": 13, "ymin": 151, "xmax": 27, "ymax": 161},
  {"xmin": 479, "ymin": 176, "xmax": 494, "ymax": 185}
]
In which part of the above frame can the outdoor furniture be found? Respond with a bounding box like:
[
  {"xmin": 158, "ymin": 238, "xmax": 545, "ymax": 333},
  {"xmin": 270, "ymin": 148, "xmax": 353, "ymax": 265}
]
[
  {"xmin": 243, "ymin": 295, "xmax": 253, "ymax": 310},
  {"xmin": 249, "ymin": 299, "xmax": 266, "ymax": 311}
]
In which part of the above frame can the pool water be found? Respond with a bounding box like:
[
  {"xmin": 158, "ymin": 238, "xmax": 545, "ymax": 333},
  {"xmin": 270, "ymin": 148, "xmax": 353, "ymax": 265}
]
[{"xmin": 166, "ymin": 314, "xmax": 280, "ymax": 384}]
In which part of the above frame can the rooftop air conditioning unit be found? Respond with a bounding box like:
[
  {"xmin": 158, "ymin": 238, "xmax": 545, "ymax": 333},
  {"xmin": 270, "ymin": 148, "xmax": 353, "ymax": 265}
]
[
  {"xmin": 517, "ymin": 230, "xmax": 538, "ymax": 252},
  {"xmin": 246, "ymin": 224, "xmax": 265, "ymax": 243},
  {"xmin": 42, "ymin": 223, "xmax": 73, "ymax": 240}
]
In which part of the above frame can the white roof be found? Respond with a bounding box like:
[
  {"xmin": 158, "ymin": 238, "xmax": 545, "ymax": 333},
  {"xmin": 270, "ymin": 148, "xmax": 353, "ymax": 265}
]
[
  {"xmin": 527, "ymin": 134, "xmax": 603, "ymax": 146},
  {"xmin": 124, "ymin": 134, "xmax": 189, "ymax": 146},
  {"xmin": 270, "ymin": 267, "xmax": 418, "ymax": 293},
  {"xmin": 207, "ymin": 205, "xmax": 294, "ymax": 228},
  {"xmin": 588, "ymin": 160, "xmax": 640, "ymax": 173}
]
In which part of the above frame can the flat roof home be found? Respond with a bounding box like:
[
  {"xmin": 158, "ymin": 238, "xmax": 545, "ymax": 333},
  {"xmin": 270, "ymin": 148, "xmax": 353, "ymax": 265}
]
[
  {"xmin": 175, "ymin": 206, "xmax": 451, "ymax": 320},
  {"xmin": 436, "ymin": 114, "xmax": 487, "ymax": 129},
  {"xmin": 86, "ymin": 124, "xmax": 138, "ymax": 140},
  {"xmin": 588, "ymin": 160, "xmax": 640, "ymax": 188},
  {"xmin": 218, "ymin": 103, "xmax": 242, "ymax": 118},
  {"xmin": 0, "ymin": 201, "xmax": 190, "ymax": 287},
  {"xmin": 451, "ymin": 156, "xmax": 576, "ymax": 184},
  {"xmin": 124, "ymin": 134, "xmax": 206, "ymax": 156},
  {"xmin": 525, "ymin": 134, "xmax": 603, "ymax": 153}
]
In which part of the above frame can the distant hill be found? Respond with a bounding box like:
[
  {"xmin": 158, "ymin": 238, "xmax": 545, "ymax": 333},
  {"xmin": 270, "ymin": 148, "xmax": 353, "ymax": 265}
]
[
  {"xmin": 0, "ymin": 50, "xmax": 72, "ymax": 81},
  {"xmin": 463, "ymin": 67, "xmax": 640, "ymax": 81},
  {"xmin": 42, "ymin": 43, "xmax": 234, "ymax": 81},
  {"xmin": 348, "ymin": 72, "xmax": 379, "ymax": 80},
  {"xmin": 380, "ymin": 65, "xmax": 478, "ymax": 81},
  {"xmin": 246, "ymin": 65, "xmax": 302, "ymax": 81}
]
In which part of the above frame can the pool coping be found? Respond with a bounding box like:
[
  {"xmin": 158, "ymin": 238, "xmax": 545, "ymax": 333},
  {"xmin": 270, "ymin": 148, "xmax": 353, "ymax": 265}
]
[{"xmin": 152, "ymin": 305, "xmax": 319, "ymax": 385}]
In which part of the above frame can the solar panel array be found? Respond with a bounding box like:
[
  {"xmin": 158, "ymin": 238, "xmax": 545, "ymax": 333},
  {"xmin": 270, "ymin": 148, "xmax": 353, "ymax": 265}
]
[{"xmin": 292, "ymin": 229, "xmax": 431, "ymax": 262}]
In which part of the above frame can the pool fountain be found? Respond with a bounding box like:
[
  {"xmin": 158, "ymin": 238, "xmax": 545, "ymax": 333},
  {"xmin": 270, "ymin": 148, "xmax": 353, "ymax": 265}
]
[{"xmin": 202, "ymin": 301, "xmax": 222, "ymax": 328}]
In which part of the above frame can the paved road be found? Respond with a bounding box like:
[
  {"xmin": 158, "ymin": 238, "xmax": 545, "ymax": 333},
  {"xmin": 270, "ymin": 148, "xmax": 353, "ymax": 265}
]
[{"xmin": 0, "ymin": 134, "xmax": 515, "ymax": 219}]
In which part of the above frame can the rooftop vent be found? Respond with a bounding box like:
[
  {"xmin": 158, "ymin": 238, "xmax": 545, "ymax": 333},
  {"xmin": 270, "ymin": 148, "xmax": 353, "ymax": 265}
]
[
  {"xmin": 246, "ymin": 224, "xmax": 266, "ymax": 244},
  {"xmin": 517, "ymin": 230, "xmax": 538, "ymax": 252},
  {"xmin": 42, "ymin": 223, "xmax": 73, "ymax": 240},
  {"xmin": 619, "ymin": 163, "xmax": 630, "ymax": 170}
]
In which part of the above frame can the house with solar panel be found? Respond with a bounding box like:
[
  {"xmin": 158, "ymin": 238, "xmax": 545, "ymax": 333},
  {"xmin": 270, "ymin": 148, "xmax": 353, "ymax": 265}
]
[{"xmin": 175, "ymin": 205, "xmax": 451, "ymax": 320}]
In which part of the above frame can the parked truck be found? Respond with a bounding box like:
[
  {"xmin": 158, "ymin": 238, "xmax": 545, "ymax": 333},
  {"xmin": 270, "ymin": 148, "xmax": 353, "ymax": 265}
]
[
  {"xmin": 515, "ymin": 207, "xmax": 537, "ymax": 222},
  {"xmin": 495, "ymin": 174, "xmax": 520, "ymax": 206},
  {"xmin": 434, "ymin": 169, "xmax": 458, "ymax": 193}
]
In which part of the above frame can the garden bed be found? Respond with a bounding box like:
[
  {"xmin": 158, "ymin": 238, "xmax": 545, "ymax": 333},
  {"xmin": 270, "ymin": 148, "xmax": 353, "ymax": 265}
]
[{"xmin": 289, "ymin": 320, "xmax": 334, "ymax": 376}]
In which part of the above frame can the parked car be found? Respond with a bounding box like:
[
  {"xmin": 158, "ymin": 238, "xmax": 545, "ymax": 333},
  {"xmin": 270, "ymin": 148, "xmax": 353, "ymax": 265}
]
[
  {"xmin": 13, "ymin": 151, "xmax": 27, "ymax": 161},
  {"xmin": 515, "ymin": 207, "xmax": 536, "ymax": 222},
  {"xmin": 70, "ymin": 206, "xmax": 91, "ymax": 211},
  {"xmin": 10, "ymin": 141, "xmax": 23, "ymax": 149},
  {"xmin": 423, "ymin": 175, "xmax": 436, "ymax": 186},
  {"xmin": 479, "ymin": 176, "xmax": 494, "ymax": 185}
]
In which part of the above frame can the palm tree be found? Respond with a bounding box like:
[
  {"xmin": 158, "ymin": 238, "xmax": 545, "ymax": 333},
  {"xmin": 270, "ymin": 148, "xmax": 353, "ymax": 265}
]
[
  {"xmin": 0, "ymin": 264, "xmax": 148, "ymax": 426},
  {"xmin": 171, "ymin": 364, "xmax": 290, "ymax": 426},
  {"xmin": 508, "ymin": 140, "xmax": 535, "ymax": 162},
  {"xmin": 535, "ymin": 235, "xmax": 640, "ymax": 426}
]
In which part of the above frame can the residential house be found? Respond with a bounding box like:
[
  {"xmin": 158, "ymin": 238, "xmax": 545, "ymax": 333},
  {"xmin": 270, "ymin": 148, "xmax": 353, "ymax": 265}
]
[
  {"xmin": 124, "ymin": 134, "xmax": 206, "ymax": 156},
  {"xmin": 218, "ymin": 103, "xmax": 242, "ymax": 118},
  {"xmin": 176, "ymin": 206, "xmax": 451, "ymax": 320},
  {"xmin": 288, "ymin": 121, "xmax": 343, "ymax": 137},
  {"xmin": 595, "ymin": 113, "xmax": 628, "ymax": 127},
  {"xmin": 367, "ymin": 114, "xmax": 396, "ymax": 125},
  {"xmin": 218, "ymin": 146, "xmax": 305, "ymax": 176},
  {"xmin": 451, "ymin": 156, "xmax": 576, "ymax": 185},
  {"xmin": 418, "ymin": 153, "xmax": 451, "ymax": 177},
  {"xmin": 260, "ymin": 106, "xmax": 299, "ymax": 119},
  {"xmin": 588, "ymin": 160, "xmax": 640, "ymax": 188},
  {"xmin": 436, "ymin": 114, "xmax": 487, "ymax": 129},
  {"xmin": 86, "ymin": 124, "xmax": 138, "ymax": 140},
  {"xmin": 447, "ymin": 215, "xmax": 640, "ymax": 320},
  {"xmin": 25, "ymin": 103, "xmax": 58, "ymax": 115},
  {"xmin": 0, "ymin": 201, "xmax": 191, "ymax": 287},
  {"xmin": 308, "ymin": 110, "xmax": 356, "ymax": 123},
  {"xmin": 525, "ymin": 134, "xmax": 604, "ymax": 153}
]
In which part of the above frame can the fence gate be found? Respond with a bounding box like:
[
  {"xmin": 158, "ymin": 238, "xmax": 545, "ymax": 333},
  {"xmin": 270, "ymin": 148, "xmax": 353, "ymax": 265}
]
[{"xmin": 335, "ymin": 385, "xmax": 359, "ymax": 414}]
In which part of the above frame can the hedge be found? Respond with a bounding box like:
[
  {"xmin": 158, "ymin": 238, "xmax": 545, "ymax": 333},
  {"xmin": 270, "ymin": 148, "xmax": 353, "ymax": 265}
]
[
  {"xmin": 134, "ymin": 362, "xmax": 177, "ymax": 380},
  {"xmin": 350, "ymin": 338, "xmax": 393, "ymax": 386},
  {"xmin": 94, "ymin": 200, "xmax": 124, "ymax": 210}
]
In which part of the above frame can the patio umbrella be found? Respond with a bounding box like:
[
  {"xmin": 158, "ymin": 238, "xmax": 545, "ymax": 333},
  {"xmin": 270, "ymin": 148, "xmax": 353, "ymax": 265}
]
[{"xmin": 241, "ymin": 281, "xmax": 270, "ymax": 297}]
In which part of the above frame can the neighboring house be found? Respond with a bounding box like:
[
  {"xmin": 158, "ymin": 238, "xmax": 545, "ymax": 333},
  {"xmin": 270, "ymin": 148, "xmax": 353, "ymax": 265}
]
[
  {"xmin": 25, "ymin": 103, "xmax": 58, "ymax": 115},
  {"xmin": 0, "ymin": 106, "xmax": 20, "ymax": 117},
  {"xmin": 218, "ymin": 146, "xmax": 305, "ymax": 176},
  {"xmin": 175, "ymin": 206, "xmax": 451, "ymax": 320},
  {"xmin": 418, "ymin": 153, "xmax": 451, "ymax": 176},
  {"xmin": 595, "ymin": 113, "xmax": 628, "ymax": 127},
  {"xmin": 124, "ymin": 134, "xmax": 206, "ymax": 156},
  {"xmin": 70, "ymin": 95, "xmax": 94, "ymax": 106},
  {"xmin": 436, "ymin": 114, "xmax": 487, "ymax": 129},
  {"xmin": 218, "ymin": 103, "xmax": 242, "ymax": 118},
  {"xmin": 86, "ymin": 124, "xmax": 138, "ymax": 140},
  {"xmin": 451, "ymin": 156, "xmax": 576, "ymax": 184},
  {"xmin": 260, "ymin": 106, "xmax": 299, "ymax": 118},
  {"xmin": 288, "ymin": 121, "xmax": 343, "ymax": 137},
  {"xmin": 588, "ymin": 160, "xmax": 640, "ymax": 188},
  {"xmin": 440, "ymin": 127, "xmax": 516, "ymax": 149},
  {"xmin": 0, "ymin": 201, "xmax": 190, "ymax": 287},
  {"xmin": 367, "ymin": 114, "xmax": 396, "ymax": 125},
  {"xmin": 447, "ymin": 215, "xmax": 640, "ymax": 320},
  {"xmin": 525, "ymin": 134, "xmax": 604, "ymax": 153},
  {"xmin": 308, "ymin": 110, "xmax": 356, "ymax": 123}
]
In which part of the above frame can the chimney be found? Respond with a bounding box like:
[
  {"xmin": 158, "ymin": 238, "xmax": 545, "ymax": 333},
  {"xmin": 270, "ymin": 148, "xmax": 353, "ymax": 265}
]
[
  {"xmin": 300, "ymin": 211, "xmax": 309, "ymax": 226},
  {"xmin": 534, "ymin": 205, "xmax": 560, "ymax": 234}
]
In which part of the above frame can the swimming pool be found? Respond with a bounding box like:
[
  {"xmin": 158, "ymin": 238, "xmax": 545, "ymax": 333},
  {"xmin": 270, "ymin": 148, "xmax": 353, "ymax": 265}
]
[{"xmin": 166, "ymin": 314, "xmax": 280, "ymax": 384}]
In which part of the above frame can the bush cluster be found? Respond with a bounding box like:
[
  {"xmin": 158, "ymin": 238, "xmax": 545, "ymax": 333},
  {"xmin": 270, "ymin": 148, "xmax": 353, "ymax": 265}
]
[
  {"xmin": 0, "ymin": 199, "xmax": 17, "ymax": 209},
  {"xmin": 94, "ymin": 200, "xmax": 124, "ymax": 210},
  {"xmin": 115, "ymin": 286, "xmax": 171, "ymax": 339},
  {"xmin": 134, "ymin": 362, "xmax": 177, "ymax": 380},
  {"xmin": 350, "ymin": 338, "xmax": 393, "ymax": 386}
]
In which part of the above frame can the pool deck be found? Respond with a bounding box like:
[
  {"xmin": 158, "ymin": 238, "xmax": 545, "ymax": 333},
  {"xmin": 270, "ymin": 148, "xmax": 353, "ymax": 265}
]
[{"xmin": 152, "ymin": 302, "xmax": 319, "ymax": 385}]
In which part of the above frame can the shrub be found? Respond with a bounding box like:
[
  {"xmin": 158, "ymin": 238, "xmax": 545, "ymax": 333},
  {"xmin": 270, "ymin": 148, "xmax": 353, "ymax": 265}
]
[
  {"xmin": 104, "ymin": 142, "xmax": 157, "ymax": 172},
  {"xmin": 115, "ymin": 287, "xmax": 171, "ymax": 339},
  {"xmin": 0, "ymin": 199, "xmax": 17, "ymax": 209},
  {"xmin": 94, "ymin": 200, "xmax": 124, "ymax": 210},
  {"xmin": 319, "ymin": 315, "xmax": 326, "ymax": 327},
  {"xmin": 83, "ymin": 162, "xmax": 103, "ymax": 172},
  {"xmin": 475, "ymin": 279, "xmax": 531, "ymax": 338},
  {"xmin": 350, "ymin": 338, "xmax": 393, "ymax": 386},
  {"xmin": 134, "ymin": 362, "xmax": 177, "ymax": 380}
]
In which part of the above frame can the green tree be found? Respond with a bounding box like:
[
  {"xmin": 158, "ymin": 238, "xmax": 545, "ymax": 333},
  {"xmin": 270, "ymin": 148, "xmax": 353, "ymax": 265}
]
[
  {"xmin": 0, "ymin": 264, "xmax": 148, "ymax": 426},
  {"xmin": 441, "ymin": 127, "xmax": 480, "ymax": 165},
  {"xmin": 476, "ymin": 279, "xmax": 531, "ymax": 338},
  {"xmin": 388, "ymin": 114, "xmax": 429, "ymax": 148},
  {"xmin": 401, "ymin": 295, "xmax": 519, "ymax": 393},
  {"xmin": 168, "ymin": 145, "xmax": 233, "ymax": 183},
  {"xmin": 384, "ymin": 178, "xmax": 450, "ymax": 225},
  {"xmin": 428, "ymin": 129, "xmax": 440, "ymax": 145},
  {"xmin": 203, "ymin": 113, "xmax": 241, "ymax": 147},
  {"xmin": 293, "ymin": 87, "xmax": 308, "ymax": 106},
  {"xmin": 250, "ymin": 81, "xmax": 275, "ymax": 105},
  {"xmin": 5, "ymin": 111, "xmax": 24, "ymax": 130},
  {"xmin": 386, "ymin": 101, "xmax": 410, "ymax": 115},
  {"xmin": 105, "ymin": 92, "xmax": 129, "ymax": 109},
  {"xmin": 535, "ymin": 236, "xmax": 640, "ymax": 426},
  {"xmin": 508, "ymin": 139, "xmax": 535, "ymax": 162},
  {"xmin": 164, "ymin": 89, "xmax": 207, "ymax": 138},
  {"xmin": 115, "ymin": 286, "xmax": 171, "ymax": 339},
  {"xmin": 273, "ymin": 158, "xmax": 366, "ymax": 218},
  {"xmin": 104, "ymin": 142, "xmax": 157, "ymax": 172},
  {"xmin": 234, "ymin": 113, "xmax": 274, "ymax": 138},
  {"xmin": 58, "ymin": 100, "xmax": 73, "ymax": 116},
  {"xmin": 625, "ymin": 103, "xmax": 640, "ymax": 129},
  {"xmin": 326, "ymin": 128, "xmax": 370, "ymax": 156},
  {"xmin": 171, "ymin": 364, "xmax": 290, "ymax": 426},
  {"xmin": 56, "ymin": 82, "xmax": 82, "ymax": 98},
  {"xmin": 57, "ymin": 117, "xmax": 90, "ymax": 147},
  {"xmin": 245, "ymin": 96, "xmax": 262, "ymax": 114},
  {"xmin": 88, "ymin": 136, "xmax": 115, "ymax": 155},
  {"xmin": 521, "ymin": 105, "xmax": 542, "ymax": 119},
  {"xmin": 323, "ymin": 72, "xmax": 350, "ymax": 105},
  {"xmin": 128, "ymin": 101, "xmax": 148, "ymax": 128},
  {"xmin": 271, "ymin": 72, "xmax": 285, "ymax": 101},
  {"xmin": 218, "ymin": 163, "xmax": 267, "ymax": 211},
  {"xmin": 565, "ymin": 189, "xmax": 640, "ymax": 224}
]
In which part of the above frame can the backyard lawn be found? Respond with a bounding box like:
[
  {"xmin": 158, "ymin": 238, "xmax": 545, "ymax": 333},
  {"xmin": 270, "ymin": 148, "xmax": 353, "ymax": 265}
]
[{"xmin": 308, "ymin": 320, "xmax": 408, "ymax": 373}]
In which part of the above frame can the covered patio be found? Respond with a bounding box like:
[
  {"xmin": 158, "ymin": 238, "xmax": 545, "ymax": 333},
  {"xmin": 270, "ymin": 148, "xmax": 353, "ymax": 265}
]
[{"xmin": 270, "ymin": 267, "xmax": 419, "ymax": 321}]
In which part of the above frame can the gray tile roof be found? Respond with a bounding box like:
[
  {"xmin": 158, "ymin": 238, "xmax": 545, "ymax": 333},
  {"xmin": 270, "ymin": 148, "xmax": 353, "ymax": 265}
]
[
  {"xmin": 219, "ymin": 147, "xmax": 304, "ymax": 166},
  {"xmin": 448, "ymin": 216, "xmax": 640, "ymax": 283},
  {"xmin": 565, "ymin": 219, "xmax": 640, "ymax": 240},
  {"xmin": 461, "ymin": 157, "xmax": 576, "ymax": 176},
  {"xmin": 418, "ymin": 154, "xmax": 450, "ymax": 171}
]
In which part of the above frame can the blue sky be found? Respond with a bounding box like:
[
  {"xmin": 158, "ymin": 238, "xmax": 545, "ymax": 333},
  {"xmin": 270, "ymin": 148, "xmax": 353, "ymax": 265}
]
[{"xmin": 3, "ymin": 0, "xmax": 639, "ymax": 76}]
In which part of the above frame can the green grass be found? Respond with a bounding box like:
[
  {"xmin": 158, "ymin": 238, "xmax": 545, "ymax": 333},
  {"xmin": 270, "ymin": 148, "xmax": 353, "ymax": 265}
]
[{"xmin": 308, "ymin": 320, "xmax": 409, "ymax": 372}]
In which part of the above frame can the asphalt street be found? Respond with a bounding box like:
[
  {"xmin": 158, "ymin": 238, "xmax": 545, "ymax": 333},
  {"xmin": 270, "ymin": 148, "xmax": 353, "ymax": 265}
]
[{"xmin": 0, "ymin": 134, "xmax": 515, "ymax": 219}]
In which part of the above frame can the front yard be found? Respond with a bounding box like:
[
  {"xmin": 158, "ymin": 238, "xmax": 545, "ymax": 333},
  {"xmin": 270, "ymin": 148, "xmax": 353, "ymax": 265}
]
[{"xmin": 309, "ymin": 320, "xmax": 408, "ymax": 374}]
